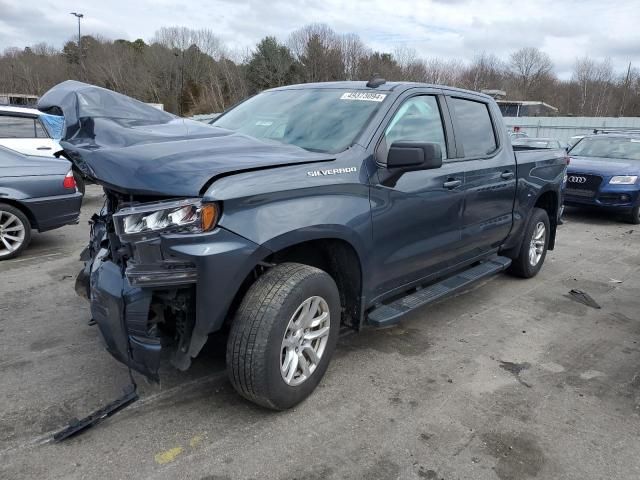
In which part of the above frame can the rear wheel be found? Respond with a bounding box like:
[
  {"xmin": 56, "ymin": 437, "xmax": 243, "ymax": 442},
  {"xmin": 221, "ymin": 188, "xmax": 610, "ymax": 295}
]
[
  {"xmin": 0, "ymin": 204, "xmax": 31, "ymax": 260},
  {"xmin": 508, "ymin": 207, "xmax": 550, "ymax": 278},
  {"xmin": 226, "ymin": 262, "xmax": 340, "ymax": 410}
]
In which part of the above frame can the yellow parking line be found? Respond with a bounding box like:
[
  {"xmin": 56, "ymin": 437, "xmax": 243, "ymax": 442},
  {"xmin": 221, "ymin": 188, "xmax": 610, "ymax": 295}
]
[{"xmin": 154, "ymin": 446, "xmax": 184, "ymax": 465}]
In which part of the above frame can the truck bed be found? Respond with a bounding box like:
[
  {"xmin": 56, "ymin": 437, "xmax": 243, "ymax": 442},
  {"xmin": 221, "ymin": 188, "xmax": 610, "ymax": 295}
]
[{"xmin": 514, "ymin": 147, "xmax": 566, "ymax": 165}]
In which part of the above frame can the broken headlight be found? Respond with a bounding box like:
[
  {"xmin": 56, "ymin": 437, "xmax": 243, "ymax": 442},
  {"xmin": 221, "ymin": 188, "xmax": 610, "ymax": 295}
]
[{"xmin": 113, "ymin": 198, "xmax": 219, "ymax": 239}]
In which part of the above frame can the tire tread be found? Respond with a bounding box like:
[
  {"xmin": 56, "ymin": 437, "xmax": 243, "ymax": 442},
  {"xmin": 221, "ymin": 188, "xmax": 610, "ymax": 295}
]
[{"xmin": 227, "ymin": 262, "xmax": 330, "ymax": 408}]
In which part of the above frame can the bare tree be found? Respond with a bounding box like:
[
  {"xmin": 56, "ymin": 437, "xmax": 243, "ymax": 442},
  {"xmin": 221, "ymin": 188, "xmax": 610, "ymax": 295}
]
[
  {"xmin": 422, "ymin": 58, "xmax": 464, "ymax": 86},
  {"xmin": 460, "ymin": 52, "xmax": 505, "ymax": 91},
  {"xmin": 572, "ymin": 56, "xmax": 614, "ymax": 115},
  {"xmin": 508, "ymin": 47, "xmax": 553, "ymax": 98},
  {"xmin": 341, "ymin": 33, "xmax": 369, "ymax": 80},
  {"xmin": 288, "ymin": 24, "xmax": 344, "ymax": 82}
]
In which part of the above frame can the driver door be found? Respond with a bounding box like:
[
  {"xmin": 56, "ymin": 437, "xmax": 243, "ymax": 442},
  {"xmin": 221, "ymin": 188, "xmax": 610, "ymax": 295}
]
[{"xmin": 369, "ymin": 92, "xmax": 466, "ymax": 299}]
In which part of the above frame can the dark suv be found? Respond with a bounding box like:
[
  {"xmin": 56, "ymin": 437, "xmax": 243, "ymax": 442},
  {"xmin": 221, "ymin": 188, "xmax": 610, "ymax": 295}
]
[{"xmin": 39, "ymin": 80, "xmax": 566, "ymax": 409}]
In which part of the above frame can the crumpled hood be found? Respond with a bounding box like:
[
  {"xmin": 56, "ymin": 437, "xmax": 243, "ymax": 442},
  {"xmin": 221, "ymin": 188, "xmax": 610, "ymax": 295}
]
[
  {"xmin": 37, "ymin": 81, "xmax": 333, "ymax": 196},
  {"xmin": 568, "ymin": 155, "xmax": 640, "ymax": 177}
]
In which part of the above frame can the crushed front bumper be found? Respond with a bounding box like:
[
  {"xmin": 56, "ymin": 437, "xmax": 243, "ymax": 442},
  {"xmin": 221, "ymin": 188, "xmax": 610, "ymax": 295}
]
[
  {"xmin": 78, "ymin": 252, "xmax": 161, "ymax": 380},
  {"xmin": 76, "ymin": 227, "xmax": 271, "ymax": 380}
]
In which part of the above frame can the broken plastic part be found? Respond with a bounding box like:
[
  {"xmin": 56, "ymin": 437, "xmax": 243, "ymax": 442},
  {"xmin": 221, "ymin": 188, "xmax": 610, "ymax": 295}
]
[
  {"xmin": 52, "ymin": 384, "xmax": 138, "ymax": 442},
  {"xmin": 567, "ymin": 289, "xmax": 601, "ymax": 309}
]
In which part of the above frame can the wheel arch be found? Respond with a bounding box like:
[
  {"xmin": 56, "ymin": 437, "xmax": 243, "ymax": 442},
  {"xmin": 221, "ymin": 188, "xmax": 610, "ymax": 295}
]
[
  {"xmin": 533, "ymin": 189, "xmax": 559, "ymax": 250},
  {"xmin": 266, "ymin": 237, "xmax": 364, "ymax": 329},
  {"xmin": 501, "ymin": 187, "xmax": 559, "ymax": 260},
  {"xmin": 0, "ymin": 198, "xmax": 38, "ymax": 229},
  {"xmin": 227, "ymin": 231, "xmax": 367, "ymax": 332}
]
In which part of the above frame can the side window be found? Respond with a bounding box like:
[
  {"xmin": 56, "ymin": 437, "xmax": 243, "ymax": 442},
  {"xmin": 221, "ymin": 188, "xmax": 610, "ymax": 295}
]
[
  {"xmin": 450, "ymin": 98, "xmax": 497, "ymax": 157},
  {"xmin": 0, "ymin": 116, "xmax": 36, "ymax": 138},
  {"xmin": 34, "ymin": 120, "xmax": 48, "ymax": 138},
  {"xmin": 384, "ymin": 96, "xmax": 447, "ymax": 159}
]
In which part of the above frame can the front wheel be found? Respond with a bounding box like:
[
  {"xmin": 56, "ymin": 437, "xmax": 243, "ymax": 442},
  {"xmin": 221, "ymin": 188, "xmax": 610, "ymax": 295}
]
[
  {"xmin": 226, "ymin": 263, "xmax": 341, "ymax": 410},
  {"xmin": 508, "ymin": 207, "xmax": 550, "ymax": 278},
  {"xmin": 626, "ymin": 205, "xmax": 640, "ymax": 225}
]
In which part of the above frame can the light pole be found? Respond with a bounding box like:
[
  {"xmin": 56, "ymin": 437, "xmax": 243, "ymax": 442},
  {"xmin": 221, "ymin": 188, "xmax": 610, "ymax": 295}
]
[
  {"xmin": 174, "ymin": 50, "xmax": 185, "ymax": 116},
  {"xmin": 70, "ymin": 12, "xmax": 83, "ymax": 64}
]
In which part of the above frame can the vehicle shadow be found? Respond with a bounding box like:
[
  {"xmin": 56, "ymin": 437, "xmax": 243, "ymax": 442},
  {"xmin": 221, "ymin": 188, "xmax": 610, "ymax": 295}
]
[{"xmin": 562, "ymin": 206, "xmax": 633, "ymax": 226}]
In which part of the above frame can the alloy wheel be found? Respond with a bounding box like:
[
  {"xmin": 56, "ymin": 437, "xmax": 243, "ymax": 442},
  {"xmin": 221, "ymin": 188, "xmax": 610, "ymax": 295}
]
[
  {"xmin": 0, "ymin": 210, "xmax": 26, "ymax": 258},
  {"xmin": 528, "ymin": 221, "xmax": 546, "ymax": 266},
  {"xmin": 280, "ymin": 296, "xmax": 331, "ymax": 386}
]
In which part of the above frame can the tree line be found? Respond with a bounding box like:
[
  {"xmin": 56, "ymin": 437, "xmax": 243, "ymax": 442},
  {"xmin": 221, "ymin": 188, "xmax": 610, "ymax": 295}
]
[{"xmin": 1, "ymin": 23, "xmax": 639, "ymax": 117}]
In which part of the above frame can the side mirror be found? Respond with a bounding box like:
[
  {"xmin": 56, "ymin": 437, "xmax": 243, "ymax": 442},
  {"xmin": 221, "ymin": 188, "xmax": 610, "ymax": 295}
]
[{"xmin": 387, "ymin": 142, "xmax": 443, "ymax": 171}]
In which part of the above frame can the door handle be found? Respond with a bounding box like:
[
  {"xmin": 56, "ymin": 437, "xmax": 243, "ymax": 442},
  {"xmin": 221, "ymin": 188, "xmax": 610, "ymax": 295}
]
[
  {"xmin": 37, "ymin": 146, "xmax": 52, "ymax": 150},
  {"xmin": 500, "ymin": 171, "xmax": 515, "ymax": 180},
  {"xmin": 443, "ymin": 179, "xmax": 462, "ymax": 189}
]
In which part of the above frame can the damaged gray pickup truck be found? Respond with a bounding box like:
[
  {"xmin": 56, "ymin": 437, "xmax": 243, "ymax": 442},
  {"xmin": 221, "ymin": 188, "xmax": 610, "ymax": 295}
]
[{"xmin": 39, "ymin": 80, "xmax": 566, "ymax": 411}]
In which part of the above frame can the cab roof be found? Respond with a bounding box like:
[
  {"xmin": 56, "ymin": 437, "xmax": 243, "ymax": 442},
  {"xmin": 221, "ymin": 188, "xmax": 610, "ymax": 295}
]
[{"xmin": 271, "ymin": 81, "xmax": 491, "ymax": 99}]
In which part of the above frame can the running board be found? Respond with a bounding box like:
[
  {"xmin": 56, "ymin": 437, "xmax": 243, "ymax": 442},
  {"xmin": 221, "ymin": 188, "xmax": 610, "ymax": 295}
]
[{"xmin": 367, "ymin": 256, "xmax": 512, "ymax": 328}]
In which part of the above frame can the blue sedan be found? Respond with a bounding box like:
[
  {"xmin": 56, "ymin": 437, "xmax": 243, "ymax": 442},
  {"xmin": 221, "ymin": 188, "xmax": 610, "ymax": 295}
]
[{"xmin": 565, "ymin": 134, "xmax": 640, "ymax": 224}]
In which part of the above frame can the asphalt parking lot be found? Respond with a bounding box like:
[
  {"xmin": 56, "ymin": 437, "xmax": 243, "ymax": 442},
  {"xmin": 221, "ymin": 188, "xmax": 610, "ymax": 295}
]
[{"xmin": 1, "ymin": 185, "xmax": 639, "ymax": 480}]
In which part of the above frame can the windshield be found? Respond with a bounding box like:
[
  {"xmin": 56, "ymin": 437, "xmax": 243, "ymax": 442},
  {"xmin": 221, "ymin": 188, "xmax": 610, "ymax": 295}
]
[
  {"xmin": 212, "ymin": 89, "xmax": 387, "ymax": 153},
  {"xmin": 569, "ymin": 136, "xmax": 640, "ymax": 161}
]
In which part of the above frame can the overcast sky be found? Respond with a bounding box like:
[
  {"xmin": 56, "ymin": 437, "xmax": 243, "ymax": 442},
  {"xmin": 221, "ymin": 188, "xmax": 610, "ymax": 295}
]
[{"xmin": 1, "ymin": 0, "xmax": 639, "ymax": 79}]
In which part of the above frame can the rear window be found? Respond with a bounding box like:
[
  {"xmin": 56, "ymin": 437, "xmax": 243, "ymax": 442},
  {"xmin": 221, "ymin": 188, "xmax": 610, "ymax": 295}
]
[
  {"xmin": 0, "ymin": 116, "xmax": 38, "ymax": 138},
  {"xmin": 450, "ymin": 98, "xmax": 497, "ymax": 157}
]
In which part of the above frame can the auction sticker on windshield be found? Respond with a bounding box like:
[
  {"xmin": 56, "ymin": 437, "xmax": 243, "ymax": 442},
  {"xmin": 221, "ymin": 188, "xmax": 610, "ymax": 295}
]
[{"xmin": 340, "ymin": 92, "xmax": 387, "ymax": 102}]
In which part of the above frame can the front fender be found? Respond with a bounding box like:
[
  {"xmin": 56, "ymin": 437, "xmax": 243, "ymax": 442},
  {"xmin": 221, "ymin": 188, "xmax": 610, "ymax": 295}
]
[{"xmin": 204, "ymin": 159, "xmax": 374, "ymax": 293}]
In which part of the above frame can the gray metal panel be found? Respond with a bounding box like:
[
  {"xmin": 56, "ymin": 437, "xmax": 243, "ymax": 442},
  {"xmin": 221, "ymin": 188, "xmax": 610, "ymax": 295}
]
[{"xmin": 504, "ymin": 117, "xmax": 640, "ymax": 142}]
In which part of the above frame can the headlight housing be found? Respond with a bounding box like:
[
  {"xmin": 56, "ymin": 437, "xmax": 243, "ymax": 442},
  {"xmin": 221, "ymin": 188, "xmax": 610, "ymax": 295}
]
[
  {"xmin": 609, "ymin": 175, "xmax": 638, "ymax": 185},
  {"xmin": 113, "ymin": 198, "xmax": 219, "ymax": 239}
]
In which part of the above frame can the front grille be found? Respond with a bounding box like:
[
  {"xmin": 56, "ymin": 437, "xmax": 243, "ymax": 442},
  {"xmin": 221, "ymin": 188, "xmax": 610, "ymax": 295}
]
[
  {"xmin": 565, "ymin": 188, "xmax": 596, "ymax": 198},
  {"xmin": 566, "ymin": 173, "xmax": 602, "ymax": 192},
  {"xmin": 565, "ymin": 173, "xmax": 603, "ymax": 199}
]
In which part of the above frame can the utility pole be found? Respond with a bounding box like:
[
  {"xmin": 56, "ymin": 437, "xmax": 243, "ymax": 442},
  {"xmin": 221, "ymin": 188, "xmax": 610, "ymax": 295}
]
[
  {"xmin": 619, "ymin": 62, "xmax": 632, "ymax": 117},
  {"xmin": 70, "ymin": 12, "xmax": 84, "ymax": 66}
]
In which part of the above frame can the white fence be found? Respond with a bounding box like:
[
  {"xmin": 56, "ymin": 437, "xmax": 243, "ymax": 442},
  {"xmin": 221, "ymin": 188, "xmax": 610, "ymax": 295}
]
[{"xmin": 503, "ymin": 117, "xmax": 640, "ymax": 142}]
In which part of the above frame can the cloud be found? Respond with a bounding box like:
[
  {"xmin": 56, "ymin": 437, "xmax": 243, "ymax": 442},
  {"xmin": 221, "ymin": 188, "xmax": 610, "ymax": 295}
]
[{"xmin": 0, "ymin": 0, "xmax": 638, "ymax": 79}]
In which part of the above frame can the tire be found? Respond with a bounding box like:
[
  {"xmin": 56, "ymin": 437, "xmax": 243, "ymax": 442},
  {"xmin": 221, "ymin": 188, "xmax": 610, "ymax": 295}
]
[
  {"xmin": 508, "ymin": 207, "xmax": 550, "ymax": 278},
  {"xmin": 626, "ymin": 205, "xmax": 640, "ymax": 225},
  {"xmin": 227, "ymin": 262, "xmax": 341, "ymax": 410},
  {"xmin": 73, "ymin": 171, "xmax": 86, "ymax": 195},
  {"xmin": 0, "ymin": 203, "xmax": 32, "ymax": 260}
]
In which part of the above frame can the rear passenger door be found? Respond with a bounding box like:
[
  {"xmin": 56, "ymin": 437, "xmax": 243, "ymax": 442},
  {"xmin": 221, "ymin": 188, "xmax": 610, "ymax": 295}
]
[
  {"xmin": 446, "ymin": 95, "xmax": 517, "ymax": 261},
  {"xmin": 0, "ymin": 115, "xmax": 57, "ymax": 157}
]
